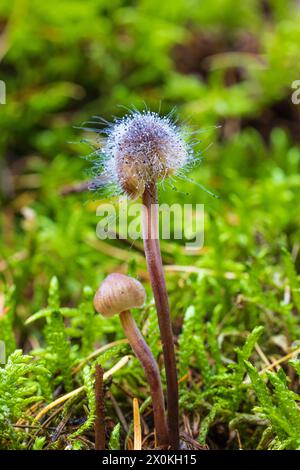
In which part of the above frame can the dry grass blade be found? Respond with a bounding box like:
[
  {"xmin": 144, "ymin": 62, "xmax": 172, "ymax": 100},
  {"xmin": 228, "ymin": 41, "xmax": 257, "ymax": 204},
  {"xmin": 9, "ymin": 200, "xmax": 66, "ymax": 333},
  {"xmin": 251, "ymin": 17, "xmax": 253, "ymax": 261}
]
[
  {"xmin": 72, "ymin": 339, "xmax": 128, "ymax": 374},
  {"xmin": 260, "ymin": 346, "xmax": 300, "ymax": 373},
  {"xmin": 34, "ymin": 355, "xmax": 132, "ymax": 422},
  {"xmin": 164, "ymin": 264, "xmax": 237, "ymax": 279},
  {"xmin": 133, "ymin": 398, "xmax": 142, "ymax": 450},
  {"xmin": 87, "ymin": 238, "xmax": 143, "ymax": 262}
]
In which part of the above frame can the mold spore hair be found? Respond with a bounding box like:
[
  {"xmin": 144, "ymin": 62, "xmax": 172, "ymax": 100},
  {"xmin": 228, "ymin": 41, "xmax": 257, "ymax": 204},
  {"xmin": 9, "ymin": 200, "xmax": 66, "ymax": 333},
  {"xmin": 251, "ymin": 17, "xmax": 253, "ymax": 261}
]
[{"xmin": 98, "ymin": 110, "xmax": 191, "ymax": 199}]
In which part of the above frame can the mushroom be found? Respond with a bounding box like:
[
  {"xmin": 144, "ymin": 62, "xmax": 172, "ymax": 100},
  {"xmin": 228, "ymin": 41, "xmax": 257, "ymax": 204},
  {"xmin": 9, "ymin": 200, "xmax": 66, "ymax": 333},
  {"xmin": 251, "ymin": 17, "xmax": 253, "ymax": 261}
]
[
  {"xmin": 94, "ymin": 273, "xmax": 169, "ymax": 448},
  {"xmin": 89, "ymin": 110, "xmax": 191, "ymax": 448}
]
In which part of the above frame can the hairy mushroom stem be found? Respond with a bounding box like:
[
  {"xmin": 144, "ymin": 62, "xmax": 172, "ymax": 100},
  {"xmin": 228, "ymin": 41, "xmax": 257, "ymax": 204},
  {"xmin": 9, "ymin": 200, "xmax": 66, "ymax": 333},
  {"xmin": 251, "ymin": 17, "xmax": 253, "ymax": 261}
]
[
  {"xmin": 119, "ymin": 310, "xmax": 169, "ymax": 448},
  {"xmin": 142, "ymin": 181, "xmax": 179, "ymax": 450}
]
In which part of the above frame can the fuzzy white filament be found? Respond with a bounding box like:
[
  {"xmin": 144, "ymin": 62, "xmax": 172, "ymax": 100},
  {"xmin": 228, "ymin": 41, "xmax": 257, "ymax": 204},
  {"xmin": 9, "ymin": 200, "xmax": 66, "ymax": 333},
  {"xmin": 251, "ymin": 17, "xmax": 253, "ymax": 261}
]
[{"xmin": 101, "ymin": 110, "xmax": 191, "ymax": 198}]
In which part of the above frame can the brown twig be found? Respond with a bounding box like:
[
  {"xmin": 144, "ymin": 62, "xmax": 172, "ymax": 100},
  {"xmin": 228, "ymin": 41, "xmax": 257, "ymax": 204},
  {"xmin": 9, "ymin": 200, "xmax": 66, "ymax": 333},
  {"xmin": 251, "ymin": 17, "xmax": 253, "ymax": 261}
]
[{"xmin": 95, "ymin": 364, "xmax": 106, "ymax": 450}]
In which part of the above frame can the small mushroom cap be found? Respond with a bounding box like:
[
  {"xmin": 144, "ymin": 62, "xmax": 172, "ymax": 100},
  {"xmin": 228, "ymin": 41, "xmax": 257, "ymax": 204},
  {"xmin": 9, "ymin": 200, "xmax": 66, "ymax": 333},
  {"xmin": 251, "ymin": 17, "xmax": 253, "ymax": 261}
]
[{"xmin": 94, "ymin": 273, "xmax": 146, "ymax": 318}]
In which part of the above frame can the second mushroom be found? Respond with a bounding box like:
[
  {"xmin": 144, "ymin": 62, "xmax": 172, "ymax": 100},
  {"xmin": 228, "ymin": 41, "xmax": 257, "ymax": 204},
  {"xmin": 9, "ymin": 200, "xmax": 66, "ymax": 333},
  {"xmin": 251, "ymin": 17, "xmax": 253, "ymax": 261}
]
[{"xmin": 94, "ymin": 273, "xmax": 169, "ymax": 448}]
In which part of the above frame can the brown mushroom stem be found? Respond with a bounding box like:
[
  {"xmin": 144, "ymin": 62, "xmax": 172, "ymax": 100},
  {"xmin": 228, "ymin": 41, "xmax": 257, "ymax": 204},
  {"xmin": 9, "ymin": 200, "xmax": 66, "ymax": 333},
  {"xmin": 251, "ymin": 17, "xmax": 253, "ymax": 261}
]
[
  {"xmin": 119, "ymin": 309, "xmax": 169, "ymax": 448},
  {"xmin": 142, "ymin": 181, "xmax": 179, "ymax": 449}
]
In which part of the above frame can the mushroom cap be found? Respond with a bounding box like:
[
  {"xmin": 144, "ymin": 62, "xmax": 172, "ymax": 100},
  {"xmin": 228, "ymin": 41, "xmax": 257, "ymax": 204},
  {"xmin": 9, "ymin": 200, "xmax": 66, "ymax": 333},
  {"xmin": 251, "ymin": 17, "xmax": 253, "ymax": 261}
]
[
  {"xmin": 94, "ymin": 273, "xmax": 146, "ymax": 317},
  {"xmin": 102, "ymin": 111, "xmax": 190, "ymax": 199}
]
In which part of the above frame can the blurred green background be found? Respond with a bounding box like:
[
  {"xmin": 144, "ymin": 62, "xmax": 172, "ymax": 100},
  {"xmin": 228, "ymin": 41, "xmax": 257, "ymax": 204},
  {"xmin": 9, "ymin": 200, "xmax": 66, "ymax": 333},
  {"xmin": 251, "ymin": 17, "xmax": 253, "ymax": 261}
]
[
  {"xmin": 1, "ymin": 0, "xmax": 300, "ymax": 451},
  {"xmin": 1, "ymin": 0, "xmax": 300, "ymax": 341}
]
